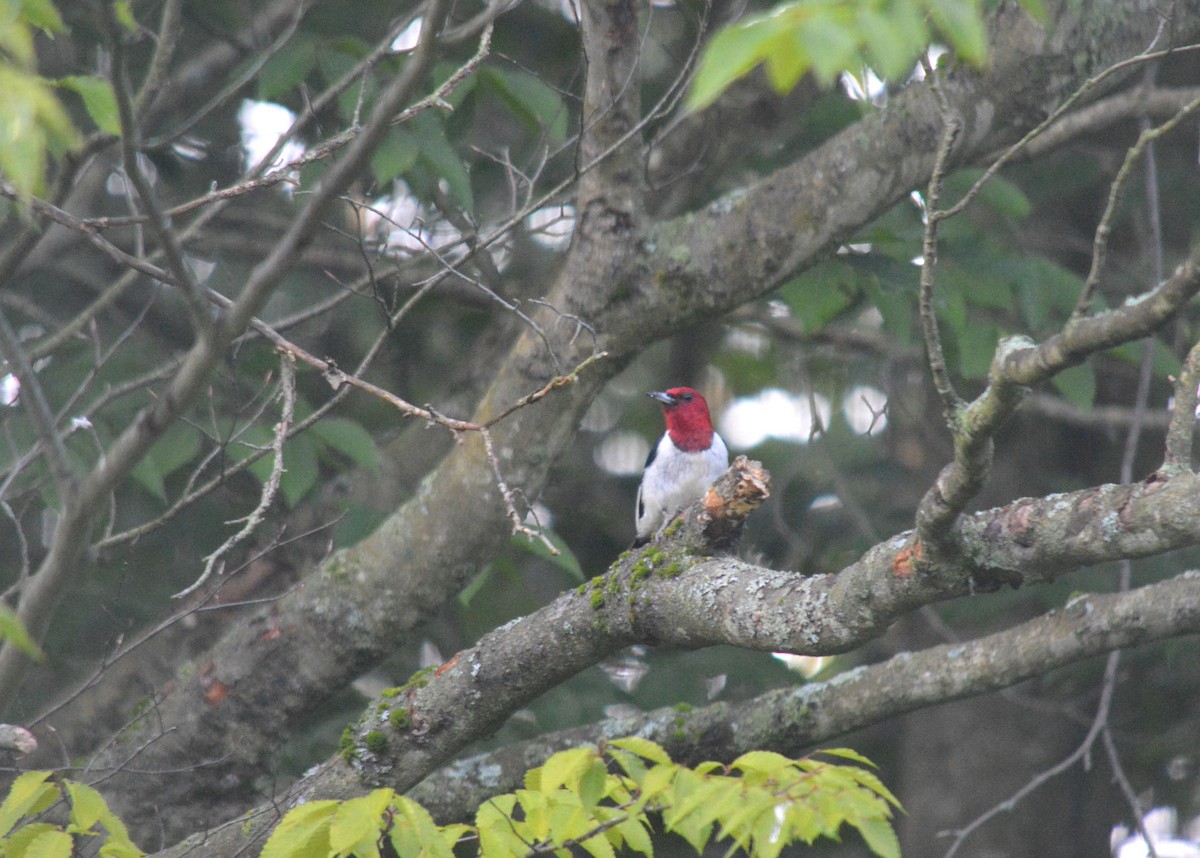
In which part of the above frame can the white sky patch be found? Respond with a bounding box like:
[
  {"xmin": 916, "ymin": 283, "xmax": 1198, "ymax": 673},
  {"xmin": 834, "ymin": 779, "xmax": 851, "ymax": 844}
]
[
  {"xmin": 0, "ymin": 373, "xmax": 18, "ymax": 406},
  {"xmin": 724, "ymin": 326, "xmax": 769, "ymax": 357},
  {"xmin": 238, "ymin": 100, "xmax": 306, "ymax": 174},
  {"xmin": 719, "ymin": 388, "xmax": 831, "ymax": 448},
  {"xmin": 808, "ymin": 493, "xmax": 842, "ymax": 512},
  {"xmin": 840, "ymin": 67, "xmax": 885, "ymax": 105},
  {"xmin": 772, "ymin": 652, "xmax": 828, "ymax": 678},
  {"xmin": 360, "ymin": 182, "xmax": 462, "ymax": 256},
  {"xmin": 594, "ymin": 430, "xmax": 649, "ymax": 476},
  {"xmin": 525, "ymin": 205, "xmax": 575, "ymax": 249},
  {"xmin": 391, "ymin": 17, "xmax": 423, "ymax": 51},
  {"xmin": 843, "ymin": 385, "xmax": 888, "ymax": 435},
  {"xmin": 911, "ymin": 45, "xmax": 950, "ymax": 81}
]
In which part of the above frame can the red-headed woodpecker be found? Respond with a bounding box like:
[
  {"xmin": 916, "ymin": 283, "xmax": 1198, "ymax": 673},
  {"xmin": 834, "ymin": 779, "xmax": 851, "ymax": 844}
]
[{"xmin": 636, "ymin": 387, "xmax": 729, "ymax": 541}]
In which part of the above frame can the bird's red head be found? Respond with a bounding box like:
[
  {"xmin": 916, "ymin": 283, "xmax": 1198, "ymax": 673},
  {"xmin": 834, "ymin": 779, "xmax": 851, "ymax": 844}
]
[{"xmin": 648, "ymin": 387, "xmax": 715, "ymax": 452}]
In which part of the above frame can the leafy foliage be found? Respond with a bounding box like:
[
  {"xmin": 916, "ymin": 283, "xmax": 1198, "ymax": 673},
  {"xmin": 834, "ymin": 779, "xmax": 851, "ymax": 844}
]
[
  {"xmin": 0, "ymin": 604, "xmax": 43, "ymax": 661},
  {"xmin": 260, "ymin": 739, "xmax": 901, "ymax": 857},
  {"xmin": 688, "ymin": 0, "xmax": 1047, "ymax": 110},
  {"xmin": 0, "ymin": 0, "xmax": 120, "ymax": 196},
  {"xmin": 0, "ymin": 771, "xmax": 143, "ymax": 857}
]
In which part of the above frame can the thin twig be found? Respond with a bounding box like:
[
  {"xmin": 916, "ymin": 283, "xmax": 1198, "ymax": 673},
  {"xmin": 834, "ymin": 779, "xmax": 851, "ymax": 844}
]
[
  {"xmin": 918, "ymin": 57, "xmax": 965, "ymax": 416},
  {"xmin": 1071, "ymin": 89, "xmax": 1200, "ymax": 319},
  {"xmin": 173, "ymin": 351, "xmax": 296, "ymax": 598},
  {"xmin": 0, "ymin": 308, "xmax": 75, "ymax": 494},
  {"xmin": 101, "ymin": 3, "xmax": 215, "ymax": 342}
]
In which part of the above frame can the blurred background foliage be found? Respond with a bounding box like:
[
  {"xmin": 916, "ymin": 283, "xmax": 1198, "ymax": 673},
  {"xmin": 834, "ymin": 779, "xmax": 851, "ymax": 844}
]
[{"xmin": 3, "ymin": 0, "xmax": 1200, "ymax": 853}]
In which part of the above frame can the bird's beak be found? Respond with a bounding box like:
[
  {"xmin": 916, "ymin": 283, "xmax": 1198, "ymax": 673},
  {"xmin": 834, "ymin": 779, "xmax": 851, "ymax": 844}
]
[{"xmin": 647, "ymin": 391, "xmax": 675, "ymax": 406}]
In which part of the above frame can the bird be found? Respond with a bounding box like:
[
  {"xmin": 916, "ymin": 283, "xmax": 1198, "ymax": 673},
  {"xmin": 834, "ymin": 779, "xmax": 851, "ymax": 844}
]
[{"xmin": 635, "ymin": 387, "xmax": 729, "ymax": 542}]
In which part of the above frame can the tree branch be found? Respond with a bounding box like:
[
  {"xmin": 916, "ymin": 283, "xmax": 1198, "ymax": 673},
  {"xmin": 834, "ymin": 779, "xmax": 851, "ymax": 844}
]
[{"xmin": 408, "ymin": 570, "xmax": 1200, "ymax": 824}]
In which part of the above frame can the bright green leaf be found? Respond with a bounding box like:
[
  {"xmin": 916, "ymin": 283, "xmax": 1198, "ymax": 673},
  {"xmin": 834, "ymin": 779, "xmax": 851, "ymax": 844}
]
[
  {"xmin": 608, "ymin": 737, "xmax": 672, "ymax": 767},
  {"xmin": 328, "ymin": 789, "xmax": 391, "ymax": 856},
  {"xmin": 66, "ymin": 781, "xmax": 107, "ymax": 831},
  {"xmin": 855, "ymin": 815, "xmax": 902, "ymax": 858},
  {"xmin": 578, "ymin": 760, "xmax": 609, "ymax": 809},
  {"xmin": 540, "ymin": 747, "xmax": 595, "ymax": 794},
  {"xmin": 687, "ymin": 17, "xmax": 779, "ymax": 111},
  {"xmin": 54, "ymin": 75, "xmax": 120, "ymax": 135},
  {"xmin": 817, "ymin": 747, "xmax": 877, "ymax": 767},
  {"xmin": 731, "ymin": 750, "xmax": 794, "ymax": 774},
  {"xmin": 0, "ymin": 771, "xmax": 57, "ymax": 839},
  {"xmin": 0, "ymin": 603, "xmax": 44, "ymax": 661},
  {"xmin": 927, "ymin": 0, "xmax": 988, "ymax": 65},
  {"xmin": 20, "ymin": 0, "xmax": 65, "ymax": 34},
  {"xmin": 3, "ymin": 823, "xmax": 60, "ymax": 856},
  {"xmin": 113, "ymin": 1, "xmax": 137, "ymax": 30},
  {"xmin": 259, "ymin": 800, "xmax": 338, "ymax": 858},
  {"xmin": 20, "ymin": 827, "xmax": 73, "ymax": 858}
]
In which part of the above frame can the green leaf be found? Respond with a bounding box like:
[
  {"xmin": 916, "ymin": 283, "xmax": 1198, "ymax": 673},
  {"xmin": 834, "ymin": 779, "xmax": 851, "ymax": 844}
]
[
  {"xmin": 975, "ymin": 174, "xmax": 1031, "ymax": 221},
  {"xmin": 579, "ymin": 825, "xmax": 616, "ymax": 858},
  {"xmin": 1017, "ymin": 0, "xmax": 1047, "ymax": 23},
  {"xmin": 780, "ymin": 260, "xmax": 858, "ymax": 332},
  {"xmin": 578, "ymin": 759, "xmax": 609, "ymax": 809},
  {"xmin": 482, "ymin": 66, "xmax": 568, "ymax": 143},
  {"xmin": 370, "ymin": 128, "xmax": 419, "ymax": 186},
  {"xmin": 1050, "ymin": 362, "xmax": 1096, "ymax": 410},
  {"xmin": 130, "ymin": 422, "xmax": 203, "ymax": 502},
  {"xmin": 259, "ymin": 800, "xmax": 338, "ymax": 858},
  {"xmin": 957, "ymin": 320, "xmax": 998, "ymax": 379},
  {"xmin": 328, "ymin": 789, "xmax": 391, "ymax": 857},
  {"xmin": 0, "ymin": 771, "xmax": 57, "ymax": 839},
  {"xmin": 0, "ymin": 603, "xmax": 44, "ymax": 661},
  {"xmin": 539, "ymin": 747, "xmax": 595, "ymax": 794},
  {"xmin": 0, "ymin": 65, "xmax": 79, "ymax": 196},
  {"xmin": 1110, "ymin": 338, "xmax": 1181, "ymax": 379},
  {"xmin": 66, "ymin": 781, "xmax": 107, "ymax": 831},
  {"xmin": 54, "ymin": 76, "xmax": 120, "ymax": 135},
  {"xmin": 411, "ymin": 112, "xmax": 473, "ymax": 210},
  {"xmin": 232, "ymin": 428, "xmax": 320, "ymax": 509},
  {"xmin": 391, "ymin": 797, "xmax": 454, "ymax": 858},
  {"xmin": 19, "ymin": 827, "xmax": 73, "ymax": 858},
  {"xmin": 731, "ymin": 750, "xmax": 795, "ymax": 774},
  {"xmin": 456, "ymin": 562, "xmax": 498, "ymax": 607},
  {"xmin": 816, "ymin": 747, "xmax": 878, "ymax": 767},
  {"xmin": 113, "ymin": 1, "xmax": 137, "ymax": 30},
  {"xmin": 3, "ymin": 823, "xmax": 60, "ymax": 856},
  {"xmin": 793, "ymin": 15, "xmax": 859, "ymax": 87},
  {"xmin": 510, "ymin": 528, "xmax": 583, "ymax": 581},
  {"xmin": 687, "ymin": 16, "xmax": 779, "ymax": 111},
  {"xmin": 258, "ymin": 35, "xmax": 318, "ymax": 101},
  {"xmin": 311, "ymin": 417, "xmax": 380, "ymax": 474},
  {"xmin": 20, "ymin": 0, "xmax": 65, "ymax": 34},
  {"xmin": 608, "ymin": 737, "xmax": 672, "ymax": 767},
  {"xmin": 927, "ymin": 0, "xmax": 988, "ymax": 66},
  {"xmin": 862, "ymin": 275, "xmax": 914, "ymax": 345},
  {"xmin": 855, "ymin": 815, "xmax": 902, "ymax": 858},
  {"xmin": 857, "ymin": 7, "xmax": 920, "ymax": 80}
]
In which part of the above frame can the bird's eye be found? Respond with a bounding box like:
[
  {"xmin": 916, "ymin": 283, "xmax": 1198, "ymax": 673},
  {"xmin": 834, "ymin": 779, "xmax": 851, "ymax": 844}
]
[{"xmin": 680, "ymin": 392, "xmax": 693, "ymax": 401}]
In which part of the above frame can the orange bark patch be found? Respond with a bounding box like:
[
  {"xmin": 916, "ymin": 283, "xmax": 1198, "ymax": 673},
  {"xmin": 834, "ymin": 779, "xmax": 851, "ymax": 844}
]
[{"xmin": 892, "ymin": 540, "xmax": 923, "ymax": 578}]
